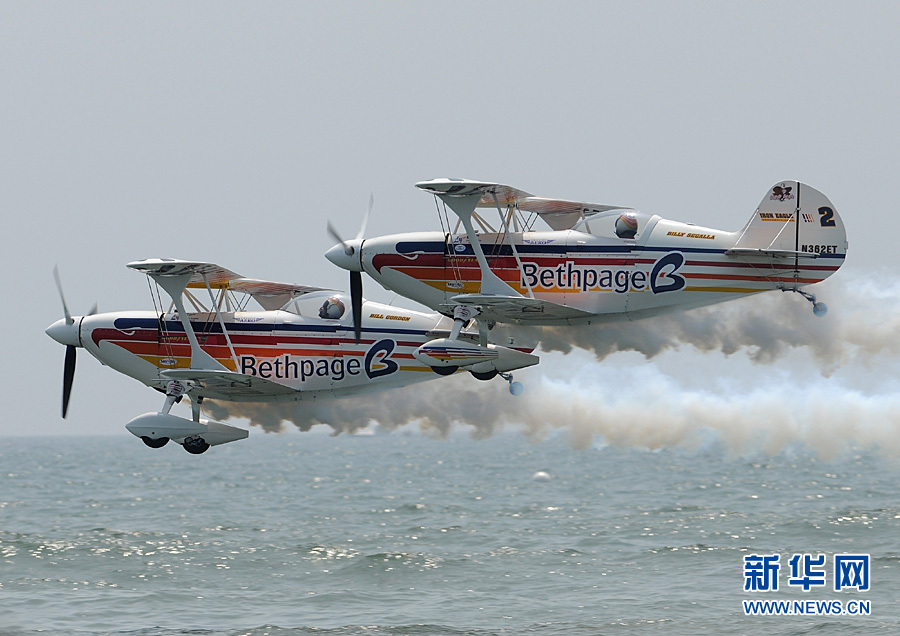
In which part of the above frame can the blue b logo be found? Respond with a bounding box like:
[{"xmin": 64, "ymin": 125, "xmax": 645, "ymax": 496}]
[
  {"xmin": 650, "ymin": 252, "xmax": 686, "ymax": 294},
  {"xmin": 365, "ymin": 339, "xmax": 399, "ymax": 379}
]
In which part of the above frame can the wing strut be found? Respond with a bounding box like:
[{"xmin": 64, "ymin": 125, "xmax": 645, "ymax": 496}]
[
  {"xmin": 416, "ymin": 181, "xmax": 521, "ymax": 298},
  {"xmin": 150, "ymin": 272, "xmax": 227, "ymax": 371},
  {"xmin": 201, "ymin": 273, "xmax": 239, "ymax": 369},
  {"xmin": 491, "ymin": 192, "xmax": 534, "ymax": 299}
]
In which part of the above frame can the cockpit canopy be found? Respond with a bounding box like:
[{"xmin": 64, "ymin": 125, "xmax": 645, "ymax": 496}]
[
  {"xmin": 280, "ymin": 290, "xmax": 350, "ymax": 319},
  {"xmin": 570, "ymin": 209, "xmax": 656, "ymax": 240}
]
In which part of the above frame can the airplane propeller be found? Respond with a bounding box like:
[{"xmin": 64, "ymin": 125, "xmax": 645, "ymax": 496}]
[
  {"xmin": 53, "ymin": 265, "xmax": 73, "ymax": 326},
  {"xmin": 62, "ymin": 342, "xmax": 76, "ymax": 418},
  {"xmin": 47, "ymin": 266, "xmax": 96, "ymax": 418},
  {"xmin": 325, "ymin": 194, "xmax": 373, "ymax": 344}
]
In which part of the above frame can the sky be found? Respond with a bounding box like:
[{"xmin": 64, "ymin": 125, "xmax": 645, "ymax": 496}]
[{"xmin": 3, "ymin": 2, "xmax": 900, "ymax": 449}]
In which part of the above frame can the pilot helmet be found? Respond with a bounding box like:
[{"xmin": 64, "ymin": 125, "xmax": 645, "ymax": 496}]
[
  {"xmin": 615, "ymin": 212, "xmax": 638, "ymax": 239},
  {"xmin": 318, "ymin": 296, "xmax": 346, "ymax": 320}
]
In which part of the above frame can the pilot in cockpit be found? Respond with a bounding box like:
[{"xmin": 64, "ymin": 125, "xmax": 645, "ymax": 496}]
[
  {"xmin": 615, "ymin": 211, "xmax": 638, "ymax": 239},
  {"xmin": 318, "ymin": 296, "xmax": 346, "ymax": 320}
]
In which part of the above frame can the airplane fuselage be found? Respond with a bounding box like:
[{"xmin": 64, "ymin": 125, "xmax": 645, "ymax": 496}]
[
  {"xmin": 332, "ymin": 179, "xmax": 847, "ymax": 326},
  {"xmin": 47, "ymin": 260, "xmax": 541, "ymax": 452},
  {"xmin": 360, "ymin": 221, "xmax": 845, "ymax": 325},
  {"xmin": 78, "ymin": 300, "xmax": 454, "ymax": 402}
]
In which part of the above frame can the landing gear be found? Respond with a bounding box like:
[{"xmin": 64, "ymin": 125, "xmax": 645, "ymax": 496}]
[
  {"xmin": 415, "ymin": 303, "xmax": 533, "ymax": 394},
  {"xmin": 432, "ymin": 365, "xmax": 458, "ymax": 376},
  {"xmin": 147, "ymin": 380, "xmax": 211, "ymax": 454},
  {"xmin": 426, "ymin": 306, "xmax": 481, "ymax": 377},
  {"xmin": 499, "ymin": 371, "xmax": 524, "ymax": 396},
  {"xmin": 182, "ymin": 436, "xmax": 210, "ymax": 455},
  {"xmin": 141, "ymin": 436, "xmax": 169, "ymax": 448},
  {"xmin": 450, "ymin": 305, "xmax": 480, "ymax": 340},
  {"xmin": 785, "ymin": 287, "xmax": 827, "ymax": 317},
  {"xmin": 162, "ymin": 380, "xmax": 188, "ymax": 415}
]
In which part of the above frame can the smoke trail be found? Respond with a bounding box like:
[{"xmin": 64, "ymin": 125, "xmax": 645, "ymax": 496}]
[
  {"xmin": 535, "ymin": 273, "xmax": 900, "ymax": 373},
  {"xmin": 203, "ymin": 272, "xmax": 900, "ymax": 456},
  {"xmin": 523, "ymin": 356, "xmax": 900, "ymax": 458},
  {"xmin": 204, "ymin": 360, "xmax": 900, "ymax": 458}
]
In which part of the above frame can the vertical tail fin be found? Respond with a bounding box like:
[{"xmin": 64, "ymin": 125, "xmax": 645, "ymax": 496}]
[{"xmin": 731, "ymin": 181, "xmax": 848, "ymax": 258}]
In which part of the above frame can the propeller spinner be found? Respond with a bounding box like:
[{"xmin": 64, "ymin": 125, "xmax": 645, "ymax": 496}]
[{"xmin": 325, "ymin": 194, "xmax": 373, "ymax": 344}]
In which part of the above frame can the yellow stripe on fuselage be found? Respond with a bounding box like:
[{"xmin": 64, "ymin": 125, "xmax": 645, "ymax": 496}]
[{"xmin": 684, "ymin": 286, "xmax": 765, "ymax": 294}]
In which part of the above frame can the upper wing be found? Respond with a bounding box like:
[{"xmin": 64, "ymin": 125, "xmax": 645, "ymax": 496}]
[
  {"xmin": 509, "ymin": 197, "xmax": 632, "ymax": 231},
  {"xmin": 417, "ymin": 178, "xmax": 630, "ymax": 231},
  {"xmin": 127, "ymin": 258, "xmax": 332, "ymax": 310},
  {"xmin": 229, "ymin": 279, "xmax": 330, "ymax": 310},
  {"xmin": 128, "ymin": 259, "xmax": 242, "ymax": 286},
  {"xmin": 161, "ymin": 369, "xmax": 296, "ymax": 400}
]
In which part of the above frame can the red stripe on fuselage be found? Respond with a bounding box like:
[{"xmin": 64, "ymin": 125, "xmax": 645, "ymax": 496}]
[
  {"xmin": 681, "ymin": 272, "xmax": 825, "ymax": 284},
  {"xmin": 94, "ymin": 326, "xmax": 424, "ymax": 353}
]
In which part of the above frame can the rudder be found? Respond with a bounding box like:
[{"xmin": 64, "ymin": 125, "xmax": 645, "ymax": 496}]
[{"xmin": 732, "ymin": 181, "xmax": 848, "ymax": 259}]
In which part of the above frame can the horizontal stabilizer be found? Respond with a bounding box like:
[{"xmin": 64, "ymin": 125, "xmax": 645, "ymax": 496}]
[{"xmin": 725, "ymin": 248, "xmax": 819, "ymax": 259}]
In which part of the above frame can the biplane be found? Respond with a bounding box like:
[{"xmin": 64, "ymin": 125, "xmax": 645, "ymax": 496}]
[
  {"xmin": 45, "ymin": 259, "xmax": 538, "ymax": 453},
  {"xmin": 326, "ymin": 179, "xmax": 847, "ymax": 352}
]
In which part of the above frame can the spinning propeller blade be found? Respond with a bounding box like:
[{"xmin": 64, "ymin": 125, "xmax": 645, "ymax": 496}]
[
  {"xmin": 53, "ymin": 265, "xmax": 73, "ymax": 325},
  {"xmin": 48, "ymin": 267, "xmax": 96, "ymax": 418},
  {"xmin": 326, "ymin": 221, "xmax": 353, "ymax": 256},
  {"xmin": 357, "ymin": 193, "xmax": 374, "ymax": 242},
  {"xmin": 325, "ymin": 194, "xmax": 374, "ymax": 344},
  {"xmin": 62, "ymin": 345, "xmax": 76, "ymax": 418},
  {"xmin": 350, "ymin": 270, "xmax": 362, "ymax": 344}
]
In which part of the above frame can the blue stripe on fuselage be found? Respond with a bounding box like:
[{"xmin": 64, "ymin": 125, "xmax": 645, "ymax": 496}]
[
  {"xmin": 394, "ymin": 240, "xmax": 846, "ymax": 259},
  {"xmin": 112, "ymin": 317, "xmax": 430, "ymax": 337}
]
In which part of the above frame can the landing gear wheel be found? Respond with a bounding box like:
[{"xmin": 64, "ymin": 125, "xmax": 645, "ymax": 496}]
[
  {"xmin": 183, "ymin": 436, "xmax": 210, "ymax": 455},
  {"xmin": 499, "ymin": 371, "xmax": 524, "ymax": 396},
  {"xmin": 431, "ymin": 365, "xmax": 458, "ymax": 376},
  {"xmin": 470, "ymin": 369, "xmax": 498, "ymax": 381},
  {"xmin": 141, "ymin": 436, "xmax": 169, "ymax": 449},
  {"xmin": 786, "ymin": 288, "xmax": 828, "ymax": 318}
]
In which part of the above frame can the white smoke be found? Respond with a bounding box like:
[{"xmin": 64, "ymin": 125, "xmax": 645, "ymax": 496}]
[
  {"xmin": 204, "ymin": 271, "xmax": 900, "ymax": 457},
  {"xmin": 534, "ymin": 273, "xmax": 900, "ymax": 374}
]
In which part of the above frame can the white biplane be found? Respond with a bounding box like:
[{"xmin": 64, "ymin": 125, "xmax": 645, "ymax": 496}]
[
  {"xmin": 45, "ymin": 259, "xmax": 537, "ymax": 453},
  {"xmin": 326, "ymin": 179, "xmax": 847, "ymax": 361}
]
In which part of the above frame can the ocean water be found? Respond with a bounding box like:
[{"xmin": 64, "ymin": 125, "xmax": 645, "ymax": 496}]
[{"xmin": 1, "ymin": 430, "xmax": 898, "ymax": 635}]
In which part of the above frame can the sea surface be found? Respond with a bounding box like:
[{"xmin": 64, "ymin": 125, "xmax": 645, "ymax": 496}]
[{"xmin": 1, "ymin": 430, "xmax": 898, "ymax": 635}]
